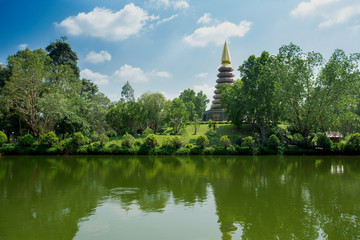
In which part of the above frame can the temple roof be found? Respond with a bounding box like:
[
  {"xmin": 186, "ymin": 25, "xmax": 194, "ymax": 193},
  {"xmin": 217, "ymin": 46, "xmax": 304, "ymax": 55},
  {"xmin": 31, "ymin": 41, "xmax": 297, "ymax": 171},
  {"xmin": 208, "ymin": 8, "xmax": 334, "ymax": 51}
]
[{"xmin": 221, "ymin": 41, "xmax": 231, "ymax": 67}]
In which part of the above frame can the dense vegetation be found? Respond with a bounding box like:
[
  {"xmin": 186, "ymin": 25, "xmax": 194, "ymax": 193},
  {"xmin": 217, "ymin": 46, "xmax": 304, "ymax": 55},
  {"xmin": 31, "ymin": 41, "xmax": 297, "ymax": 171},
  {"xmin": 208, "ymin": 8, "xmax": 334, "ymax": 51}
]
[{"xmin": 1, "ymin": 40, "xmax": 360, "ymax": 155}]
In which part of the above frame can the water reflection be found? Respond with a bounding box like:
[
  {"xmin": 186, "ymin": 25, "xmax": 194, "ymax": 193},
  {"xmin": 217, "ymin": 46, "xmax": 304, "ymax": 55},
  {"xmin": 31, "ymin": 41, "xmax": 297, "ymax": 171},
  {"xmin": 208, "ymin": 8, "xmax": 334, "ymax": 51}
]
[{"xmin": 0, "ymin": 155, "xmax": 359, "ymax": 239}]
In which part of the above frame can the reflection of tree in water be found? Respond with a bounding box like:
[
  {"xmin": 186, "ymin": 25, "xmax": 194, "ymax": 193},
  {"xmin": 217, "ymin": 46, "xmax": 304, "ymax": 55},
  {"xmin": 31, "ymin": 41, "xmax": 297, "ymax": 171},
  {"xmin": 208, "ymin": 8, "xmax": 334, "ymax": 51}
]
[{"xmin": 0, "ymin": 155, "xmax": 360, "ymax": 239}]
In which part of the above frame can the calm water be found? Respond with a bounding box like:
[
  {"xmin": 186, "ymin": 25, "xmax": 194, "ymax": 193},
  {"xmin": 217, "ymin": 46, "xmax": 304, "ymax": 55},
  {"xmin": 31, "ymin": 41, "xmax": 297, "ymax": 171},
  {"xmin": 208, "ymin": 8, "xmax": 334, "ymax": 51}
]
[{"xmin": 0, "ymin": 155, "xmax": 359, "ymax": 240}]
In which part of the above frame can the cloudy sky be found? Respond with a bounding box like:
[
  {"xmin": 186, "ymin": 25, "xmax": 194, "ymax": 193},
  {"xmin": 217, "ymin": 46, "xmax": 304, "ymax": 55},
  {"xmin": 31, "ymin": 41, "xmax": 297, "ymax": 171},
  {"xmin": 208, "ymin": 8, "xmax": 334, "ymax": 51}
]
[{"xmin": 1, "ymin": 0, "xmax": 360, "ymax": 105}]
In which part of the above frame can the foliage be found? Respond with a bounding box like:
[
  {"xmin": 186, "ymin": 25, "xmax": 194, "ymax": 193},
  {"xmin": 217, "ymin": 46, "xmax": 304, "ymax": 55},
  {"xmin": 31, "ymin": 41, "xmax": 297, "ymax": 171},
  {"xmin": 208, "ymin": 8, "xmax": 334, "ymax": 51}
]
[
  {"xmin": 179, "ymin": 89, "xmax": 209, "ymax": 121},
  {"xmin": 292, "ymin": 133, "xmax": 307, "ymax": 148},
  {"xmin": 72, "ymin": 132, "xmax": 85, "ymax": 148},
  {"xmin": 142, "ymin": 127, "xmax": 154, "ymax": 136},
  {"xmin": 235, "ymin": 136, "xmax": 243, "ymax": 146},
  {"xmin": 344, "ymin": 133, "xmax": 360, "ymax": 152},
  {"xmin": 222, "ymin": 51, "xmax": 281, "ymax": 143},
  {"xmin": 120, "ymin": 81, "xmax": 135, "ymax": 103},
  {"xmin": 42, "ymin": 132, "xmax": 59, "ymax": 147},
  {"xmin": 242, "ymin": 136, "xmax": 255, "ymax": 148},
  {"xmin": 312, "ymin": 133, "xmax": 332, "ymax": 151},
  {"xmin": 192, "ymin": 114, "xmax": 200, "ymax": 135},
  {"xmin": 19, "ymin": 134, "xmax": 36, "ymax": 147},
  {"xmin": 267, "ymin": 134, "xmax": 280, "ymax": 150},
  {"xmin": 220, "ymin": 135, "xmax": 231, "ymax": 149},
  {"xmin": 122, "ymin": 133, "xmax": 135, "ymax": 148},
  {"xmin": 46, "ymin": 37, "xmax": 80, "ymax": 77},
  {"xmin": 196, "ymin": 135, "xmax": 209, "ymax": 148},
  {"xmin": 138, "ymin": 92, "xmax": 166, "ymax": 133},
  {"xmin": 0, "ymin": 131, "xmax": 8, "ymax": 145},
  {"xmin": 166, "ymin": 98, "xmax": 188, "ymax": 134},
  {"xmin": 144, "ymin": 134, "xmax": 159, "ymax": 148},
  {"xmin": 171, "ymin": 136, "xmax": 183, "ymax": 149}
]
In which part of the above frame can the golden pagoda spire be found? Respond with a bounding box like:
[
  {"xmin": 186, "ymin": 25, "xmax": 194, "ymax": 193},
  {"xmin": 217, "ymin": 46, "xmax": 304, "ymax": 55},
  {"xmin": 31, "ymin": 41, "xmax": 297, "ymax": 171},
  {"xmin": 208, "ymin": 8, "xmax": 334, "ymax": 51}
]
[{"xmin": 221, "ymin": 41, "xmax": 231, "ymax": 67}]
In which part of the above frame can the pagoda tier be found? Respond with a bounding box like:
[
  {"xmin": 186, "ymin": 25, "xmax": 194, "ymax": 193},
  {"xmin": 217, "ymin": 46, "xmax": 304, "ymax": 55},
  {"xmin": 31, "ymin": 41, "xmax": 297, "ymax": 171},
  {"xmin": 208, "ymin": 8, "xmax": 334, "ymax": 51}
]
[{"xmin": 211, "ymin": 66, "xmax": 234, "ymax": 109}]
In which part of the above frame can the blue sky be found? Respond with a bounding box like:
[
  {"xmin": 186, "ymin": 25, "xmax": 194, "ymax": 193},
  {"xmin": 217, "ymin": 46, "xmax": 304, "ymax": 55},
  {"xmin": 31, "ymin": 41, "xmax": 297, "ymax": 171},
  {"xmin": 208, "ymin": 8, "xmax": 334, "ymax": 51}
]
[{"xmin": 1, "ymin": 0, "xmax": 360, "ymax": 105}]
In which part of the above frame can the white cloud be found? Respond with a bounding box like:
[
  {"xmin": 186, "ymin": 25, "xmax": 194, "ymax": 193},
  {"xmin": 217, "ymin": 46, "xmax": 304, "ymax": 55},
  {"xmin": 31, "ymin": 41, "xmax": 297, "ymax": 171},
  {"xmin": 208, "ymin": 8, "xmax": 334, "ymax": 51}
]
[
  {"xmin": 85, "ymin": 50, "xmax": 112, "ymax": 64},
  {"xmin": 157, "ymin": 14, "xmax": 179, "ymax": 24},
  {"xmin": 184, "ymin": 21, "xmax": 252, "ymax": 47},
  {"xmin": 319, "ymin": 5, "xmax": 360, "ymax": 27},
  {"xmin": 291, "ymin": 0, "xmax": 339, "ymax": 17},
  {"xmin": 57, "ymin": 4, "xmax": 156, "ymax": 41},
  {"xmin": 18, "ymin": 44, "xmax": 28, "ymax": 50},
  {"xmin": 173, "ymin": 1, "xmax": 189, "ymax": 9},
  {"xmin": 195, "ymin": 72, "xmax": 208, "ymax": 78},
  {"xmin": 160, "ymin": 91, "xmax": 180, "ymax": 100},
  {"xmin": 81, "ymin": 65, "xmax": 171, "ymax": 85},
  {"xmin": 113, "ymin": 64, "xmax": 149, "ymax": 83},
  {"xmin": 149, "ymin": 0, "xmax": 189, "ymax": 9},
  {"xmin": 291, "ymin": 0, "xmax": 360, "ymax": 27},
  {"xmin": 80, "ymin": 68, "xmax": 110, "ymax": 86},
  {"xmin": 197, "ymin": 13, "xmax": 212, "ymax": 24}
]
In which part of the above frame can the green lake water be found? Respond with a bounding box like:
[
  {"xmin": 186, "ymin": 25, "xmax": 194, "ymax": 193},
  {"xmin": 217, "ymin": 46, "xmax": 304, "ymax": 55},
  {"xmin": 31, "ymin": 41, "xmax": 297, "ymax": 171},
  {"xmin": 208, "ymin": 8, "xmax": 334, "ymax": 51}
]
[{"xmin": 0, "ymin": 155, "xmax": 359, "ymax": 240}]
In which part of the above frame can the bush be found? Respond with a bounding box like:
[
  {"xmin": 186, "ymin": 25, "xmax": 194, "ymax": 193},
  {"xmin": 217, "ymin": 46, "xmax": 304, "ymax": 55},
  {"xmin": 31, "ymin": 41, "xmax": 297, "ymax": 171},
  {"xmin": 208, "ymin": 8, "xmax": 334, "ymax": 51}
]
[
  {"xmin": 235, "ymin": 136, "xmax": 243, "ymax": 146},
  {"xmin": 144, "ymin": 134, "xmax": 159, "ymax": 148},
  {"xmin": 142, "ymin": 128, "xmax": 154, "ymax": 137},
  {"xmin": 196, "ymin": 135, "xmax": 209, "ymax": 148},
  {"xmin": 122, "ymin": 133, "xmax": 135, "ymax": 148},
  {"xmin": 90, "ymin": 131, "xmax": 100, "ymax": 143},
  {"xmin": 19, "ymin": 134, "xmax": 36, "ymax": 147},
  {"xmin": 0, "ymin": 131, "xmax": 7, "ymax": 146},
  {"xmin": 345, "ymin": 133, "xmax": 360, "ymax": 152},
  {"xmin": 292, "ymin": 133, "xmax": 306, "ymax": 147},
  {"xmin": 172, "ymin": 136, "xmax": 183, "ymax": 149},
  {"xmin": 72, "ymin": 132, "xmax": 85, "ymax": 148},
  {"xmin": 312, "ymin": 133, "xmax": 332, "ymax": 151},
  {"xmin": 220, "ymin": 135, "xmax": 231, "ymax": 149},
  {"xmin": 186, "ymin": 144, "xmax": 193, "ymax": 149},
  {"xmin": 42, "ymin": 132, "xmax": 59, "ymax": 147},
  {"xmin": 267, "ymin": 134, "xmax": 280, "ymax": 150},
  {"xmin": 242, "ymin": 136, "xmax": 255, "ymax": 148},
  {"xmin": 100, "ymin": 135, "xmax": 109, "ymax": 146},
  {"xmin": 205, "ymin": 129, "xmax": 218, "ymax": 137}
]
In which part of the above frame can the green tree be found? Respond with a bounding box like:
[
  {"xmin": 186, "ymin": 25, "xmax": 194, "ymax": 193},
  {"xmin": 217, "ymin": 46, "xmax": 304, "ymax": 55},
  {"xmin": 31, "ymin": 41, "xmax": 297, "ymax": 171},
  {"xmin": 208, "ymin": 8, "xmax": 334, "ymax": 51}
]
[
  {"xmin": 120, "ymin": 81, "xmax": 135, "ymax": 103},
  {"xmin": 222, "ymin": 52, "xmax": 281, "ymax": 142},
  {"xmin": 46, "ymin": 37, "xmax": 80, "ymax": 78},
  {"xmin": 138, "ymin": 92, "xmax": 166, "ymax": 133},
  {"xmin": 179, "ymin": 89, "xmax": 209, "ymax": 121},
  {"xmin": 1, "ymin": 49, "xmax": 53, "ymax": 137},
  {"xmin": 166, "ymin": 98, "xmax": 189, "ymax": 134}
]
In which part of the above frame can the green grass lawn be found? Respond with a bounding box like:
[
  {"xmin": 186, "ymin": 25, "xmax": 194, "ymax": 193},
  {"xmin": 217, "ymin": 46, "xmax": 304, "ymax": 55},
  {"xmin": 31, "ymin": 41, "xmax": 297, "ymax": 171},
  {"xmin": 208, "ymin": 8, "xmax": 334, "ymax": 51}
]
[{"xmin": 107, "ymin": 123, "xmax": 257, "ymax": 147}]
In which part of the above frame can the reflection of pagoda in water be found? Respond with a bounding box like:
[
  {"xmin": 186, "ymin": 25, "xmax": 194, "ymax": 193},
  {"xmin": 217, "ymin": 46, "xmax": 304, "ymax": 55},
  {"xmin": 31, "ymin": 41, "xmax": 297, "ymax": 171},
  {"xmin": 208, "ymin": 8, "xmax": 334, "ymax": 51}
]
[{"xmin": 203, "ymin": 41, "xmax": 235, "ymax": 121}]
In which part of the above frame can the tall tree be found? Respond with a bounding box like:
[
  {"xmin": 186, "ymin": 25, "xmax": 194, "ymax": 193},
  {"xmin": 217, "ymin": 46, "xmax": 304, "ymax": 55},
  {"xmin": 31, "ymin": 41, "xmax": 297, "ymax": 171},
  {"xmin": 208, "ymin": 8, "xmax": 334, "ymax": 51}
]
[
  {"xmin": 222, "ymin": 52, "xmax": 282, "ymax": 143},
  {"xmin": 179, "ymin": 89, "xmax": 209, "ymax": 120},
  {"xmin": 120, "ymin": 81, "xmax": 135, "ymax": 103},
  {"xmin": 138, "ymin": 92, "xmax": 166, "ymax": 132},
  {"xmin": 46, "ymin": 37, "xmax": 80, "ymax": 78},
  {"xmin": 166, "ymin": 98, "xmax": 189, "ymax": 134},
  {"xmin": 1, "ymin": 49, "xmax": 53, "ymax": 137}
]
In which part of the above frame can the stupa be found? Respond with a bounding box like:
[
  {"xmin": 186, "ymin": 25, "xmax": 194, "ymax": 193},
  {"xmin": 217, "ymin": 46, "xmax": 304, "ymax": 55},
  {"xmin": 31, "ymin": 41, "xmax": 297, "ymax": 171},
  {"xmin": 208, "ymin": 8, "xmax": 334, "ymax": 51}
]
[{"xmin": 202, "ymin": 41, "xmax": 235, "ymax": 121}]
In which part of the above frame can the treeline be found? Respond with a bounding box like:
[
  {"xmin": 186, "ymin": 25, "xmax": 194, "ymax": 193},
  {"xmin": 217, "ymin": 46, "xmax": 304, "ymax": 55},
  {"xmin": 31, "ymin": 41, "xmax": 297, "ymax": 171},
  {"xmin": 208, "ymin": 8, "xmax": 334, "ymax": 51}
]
[
  {"xmin": 221, "ymin": 43, "xmax": 360, "ymax": 143},
  {"xmin": 0, "ymin": 37, "xmax": 209, "ymax": 143}
]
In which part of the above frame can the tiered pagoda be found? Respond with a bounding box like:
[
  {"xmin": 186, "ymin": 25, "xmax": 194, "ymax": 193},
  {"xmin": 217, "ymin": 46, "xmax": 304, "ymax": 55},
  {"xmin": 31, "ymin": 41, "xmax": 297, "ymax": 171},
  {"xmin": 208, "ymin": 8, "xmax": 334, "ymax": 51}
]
[{"xmin": 203, "ymin": 41, "xmax": 235, "ymax": 121}]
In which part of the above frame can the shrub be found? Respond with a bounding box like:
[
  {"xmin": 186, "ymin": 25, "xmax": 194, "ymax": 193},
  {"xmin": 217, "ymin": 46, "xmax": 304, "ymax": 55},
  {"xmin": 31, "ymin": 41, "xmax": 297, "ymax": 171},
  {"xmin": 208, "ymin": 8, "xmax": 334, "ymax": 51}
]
[
  {"xmin": 142, "ymin": 128, "xmax": 154, "ymax": 137},
  {"xmin": 267, "ymin": 134, "xmax": 280, "ymax": 150},
  {"xmin": 134, "ymin": 140, "xmax": 142, "ymax": 147},
  {"xmin": 235, "ymin": 136, "xmax": 243, "ymax": 146},
  {"xmin": 72, "ymin": 132, "xmax": 85, "ymax": 148},
  {"xmin": 345, "ymin": 133, "xmax": 360, "ymax": 152},
  {"xmin": 100, "ymin": 135, "xmax": 109, "ymax": 146},
  {"xmin": 312, "ymin": 133, "xmax": 332, "ymax": 151},
  {"xmin": 90, "ymin": 131, "xmax": 100, "ymax": 143},
  {"xmin": 0, "ymin": 131, "xmax": 8, "ymax": 146},
  {"xmin": 144, "ymin": 134, "xmax": 159, "ymax": 148},
  {"xmin": 196, "ymin": 135, "xmax": 209, "ymax": 148},
  {"xmin": 172, "ymin": 136, "xmax": 183, "ymax": 149},
  {"xmin": 186, "ymin": 144, "xmax": 193, "ymax": 149},
  {"xmin": 205, "ymin": 129, "xmax": 218, "ymax": 137},
  {"xmin": 292, "ymin": 133, "xmax": 306, "ymax": 147},
  {"xmin": 122, "ymin": 133, "xmax": 135, "ymax": 148},
  {"xmin": 220, "ymin": 135, "xmax": 231, "ymax": 149},
  {"xmin": 242, "ymin": 136, "xmax": 255, "ymax": 148},
  {"xmin": 42, "ymin": 132, "xmax": 59, "ymax": 147},
  {"xmin": 19, "ymin": 134, "xmax": 36, "ymax": 147}
]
